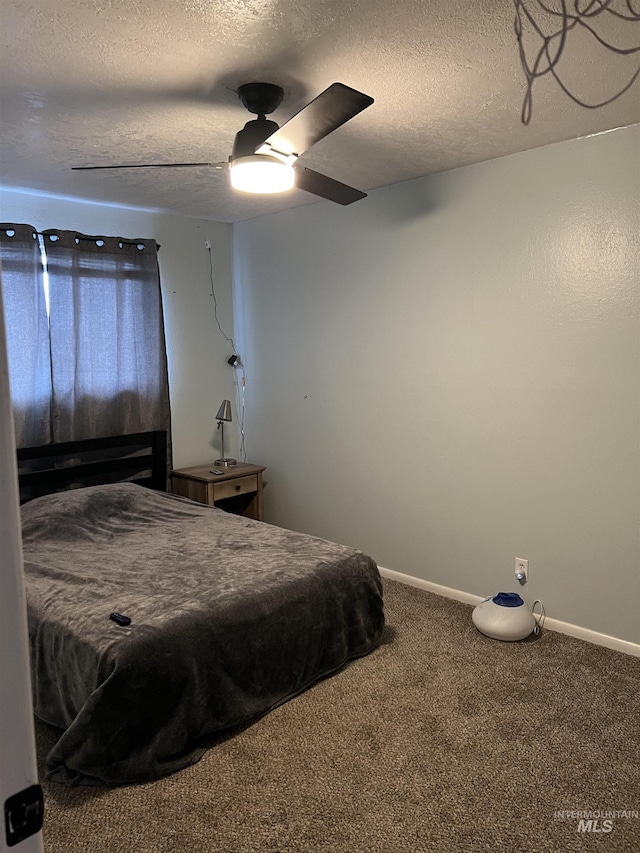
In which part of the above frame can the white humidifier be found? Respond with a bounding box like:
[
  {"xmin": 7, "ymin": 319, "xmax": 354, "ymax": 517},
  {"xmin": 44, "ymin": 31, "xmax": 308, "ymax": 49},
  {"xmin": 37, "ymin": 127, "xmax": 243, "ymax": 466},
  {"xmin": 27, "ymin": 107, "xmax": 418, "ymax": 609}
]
[{"xmin": 472, "ymin": 592, "xmax": 535, "ymax": 641}]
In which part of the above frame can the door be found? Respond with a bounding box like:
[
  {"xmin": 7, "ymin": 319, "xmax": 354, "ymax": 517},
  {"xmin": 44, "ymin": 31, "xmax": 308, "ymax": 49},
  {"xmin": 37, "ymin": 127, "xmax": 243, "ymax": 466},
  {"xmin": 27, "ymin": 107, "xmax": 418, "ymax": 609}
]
[{"xmin": 0, "ymin": 271, "xmax": 44, "ymax": 851}]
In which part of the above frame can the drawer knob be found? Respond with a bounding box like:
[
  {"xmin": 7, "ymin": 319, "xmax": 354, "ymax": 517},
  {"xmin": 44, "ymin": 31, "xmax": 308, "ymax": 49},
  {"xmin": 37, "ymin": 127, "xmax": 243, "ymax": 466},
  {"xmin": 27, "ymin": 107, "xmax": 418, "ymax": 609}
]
[{"xmin": 235, "ymin": 484, "xmax": 241, "ymax": 491}]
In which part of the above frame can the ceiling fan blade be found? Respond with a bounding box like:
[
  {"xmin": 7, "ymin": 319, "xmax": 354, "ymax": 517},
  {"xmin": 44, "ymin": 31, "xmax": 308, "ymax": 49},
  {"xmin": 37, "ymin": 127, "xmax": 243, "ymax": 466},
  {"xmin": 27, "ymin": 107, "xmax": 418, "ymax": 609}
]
[
  {"xmin": 295, "ymin": 167, "xmax": 367, "ymax": 205},
  {"xmin": 72, "ymin": 162, "xmax": 227, "ymax": 171},
  {"xmin": 256, "ymin": 82, "xmax": 373, "ymax": 159}
]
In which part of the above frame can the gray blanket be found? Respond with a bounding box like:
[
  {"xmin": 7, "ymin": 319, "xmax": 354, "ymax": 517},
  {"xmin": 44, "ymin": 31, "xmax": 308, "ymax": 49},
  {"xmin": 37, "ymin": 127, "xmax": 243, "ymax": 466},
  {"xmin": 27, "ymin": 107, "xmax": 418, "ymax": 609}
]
[{"xmin": 21, "ymin": 483, "xmax": 384, "ymax": 786}]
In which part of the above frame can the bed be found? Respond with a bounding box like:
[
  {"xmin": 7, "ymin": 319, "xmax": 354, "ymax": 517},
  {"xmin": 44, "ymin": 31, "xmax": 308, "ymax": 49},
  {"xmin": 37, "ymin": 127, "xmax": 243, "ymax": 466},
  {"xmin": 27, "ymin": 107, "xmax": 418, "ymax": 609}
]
[{"xmin": 18, "ymin": 433, "xmax": 385, "ymax": 787}]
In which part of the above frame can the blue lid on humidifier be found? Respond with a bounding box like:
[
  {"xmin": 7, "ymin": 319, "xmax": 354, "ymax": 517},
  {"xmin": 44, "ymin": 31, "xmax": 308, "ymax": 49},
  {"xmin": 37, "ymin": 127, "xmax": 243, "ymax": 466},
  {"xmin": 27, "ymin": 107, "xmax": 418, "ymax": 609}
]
[{"xmin": 492, "ymin": 592, "xmax": 525, "ymax": 607}]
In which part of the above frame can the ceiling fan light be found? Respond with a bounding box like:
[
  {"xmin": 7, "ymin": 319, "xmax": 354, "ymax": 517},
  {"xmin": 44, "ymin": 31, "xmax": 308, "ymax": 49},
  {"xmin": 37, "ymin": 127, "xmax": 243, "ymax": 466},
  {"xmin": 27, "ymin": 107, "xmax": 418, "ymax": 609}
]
[{"xmin": 230, "ymin": 155, "xmax": 295, "ymax": 194}]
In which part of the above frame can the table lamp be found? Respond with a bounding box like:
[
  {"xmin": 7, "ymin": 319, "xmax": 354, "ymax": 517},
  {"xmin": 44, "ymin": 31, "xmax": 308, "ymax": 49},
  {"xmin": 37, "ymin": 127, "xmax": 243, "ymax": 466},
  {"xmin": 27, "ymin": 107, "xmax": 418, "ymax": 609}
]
[{"xmin": 214, "ymin": 399, "xmax": 236, "ymax": 467}]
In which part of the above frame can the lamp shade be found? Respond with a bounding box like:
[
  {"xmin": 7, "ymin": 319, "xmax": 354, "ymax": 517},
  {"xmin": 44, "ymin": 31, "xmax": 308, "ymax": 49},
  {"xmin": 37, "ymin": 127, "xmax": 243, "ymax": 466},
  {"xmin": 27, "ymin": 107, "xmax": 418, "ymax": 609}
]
[
  {"xmin": 230, "ymin": 155, "xmax": 295, "ymax": 194},
  {"xmin": 216, "ymin": 399, "xmax": 233, "ymax": 422}
]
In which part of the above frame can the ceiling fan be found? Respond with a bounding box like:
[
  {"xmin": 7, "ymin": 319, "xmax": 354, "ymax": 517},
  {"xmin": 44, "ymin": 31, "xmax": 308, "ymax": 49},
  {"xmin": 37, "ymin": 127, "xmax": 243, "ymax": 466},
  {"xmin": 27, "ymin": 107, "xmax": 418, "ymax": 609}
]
[{"xmin": 72, "ymin": 82, "xmax": 374, "ymax": 205}]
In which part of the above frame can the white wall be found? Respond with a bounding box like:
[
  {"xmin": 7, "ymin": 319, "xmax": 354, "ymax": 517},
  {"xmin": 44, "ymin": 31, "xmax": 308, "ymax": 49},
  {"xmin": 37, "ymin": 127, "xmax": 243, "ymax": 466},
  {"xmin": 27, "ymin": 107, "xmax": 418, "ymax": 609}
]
[
  {"xmin": 233, "ymin": 125, "xmax": 640, "ymax": 645},
  {"xmin": 0, "ymin": 188, "xmax": 236, "ymax": 467}
]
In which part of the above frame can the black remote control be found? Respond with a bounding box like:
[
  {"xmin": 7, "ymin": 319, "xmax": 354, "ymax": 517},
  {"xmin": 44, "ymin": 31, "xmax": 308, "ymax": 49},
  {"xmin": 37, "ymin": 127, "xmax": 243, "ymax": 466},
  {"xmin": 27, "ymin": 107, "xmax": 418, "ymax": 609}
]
[{"xmin": 109, "ymin": 612, "xmax": 131, "ymax": 626}]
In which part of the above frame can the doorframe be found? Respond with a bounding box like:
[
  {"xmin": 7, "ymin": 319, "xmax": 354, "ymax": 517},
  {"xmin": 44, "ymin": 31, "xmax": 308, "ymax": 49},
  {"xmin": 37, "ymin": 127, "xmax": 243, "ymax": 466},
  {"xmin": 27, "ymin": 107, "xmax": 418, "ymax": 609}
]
[{"xmin": 0, "ymin": 269, "xmax": 44, "ymax": 852}]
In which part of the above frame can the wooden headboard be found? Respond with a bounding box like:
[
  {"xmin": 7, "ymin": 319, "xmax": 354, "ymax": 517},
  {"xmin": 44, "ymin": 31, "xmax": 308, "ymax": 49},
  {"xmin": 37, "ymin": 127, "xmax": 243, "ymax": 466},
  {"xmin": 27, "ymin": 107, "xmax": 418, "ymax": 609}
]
[{"xmin": 17, "ymin": 430, "xmax": 167, "ymax": 504}]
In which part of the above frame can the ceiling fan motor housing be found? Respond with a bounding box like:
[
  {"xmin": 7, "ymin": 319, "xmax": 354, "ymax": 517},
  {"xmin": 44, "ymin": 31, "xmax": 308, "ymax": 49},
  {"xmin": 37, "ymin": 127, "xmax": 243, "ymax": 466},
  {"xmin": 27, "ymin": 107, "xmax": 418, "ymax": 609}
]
[{"xmin": 232, "ymin": 118, "xmax": 280, "ymax": 161}]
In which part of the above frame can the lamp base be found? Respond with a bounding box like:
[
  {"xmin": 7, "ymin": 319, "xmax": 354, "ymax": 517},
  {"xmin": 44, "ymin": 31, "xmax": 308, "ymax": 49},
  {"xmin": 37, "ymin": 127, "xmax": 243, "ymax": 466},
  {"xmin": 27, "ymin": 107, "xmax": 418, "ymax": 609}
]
[{"xmin": 214, "ymin": 458, "xmax": 237, "ymax": 467}]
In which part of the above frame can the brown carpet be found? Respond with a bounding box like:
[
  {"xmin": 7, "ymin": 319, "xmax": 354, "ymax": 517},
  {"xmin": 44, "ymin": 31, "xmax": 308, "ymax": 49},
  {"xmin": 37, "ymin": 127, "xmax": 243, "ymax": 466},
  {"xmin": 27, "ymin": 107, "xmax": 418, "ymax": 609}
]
[{"xmin": 35, "ymin": 579, "xmax": 640, "ymax": 853}]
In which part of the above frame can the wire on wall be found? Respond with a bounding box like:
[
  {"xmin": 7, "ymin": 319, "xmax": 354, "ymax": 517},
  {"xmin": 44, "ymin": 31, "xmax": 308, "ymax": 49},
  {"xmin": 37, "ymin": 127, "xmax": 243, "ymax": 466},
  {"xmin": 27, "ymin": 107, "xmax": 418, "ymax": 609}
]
[
  {"xmin": 206, "ymin": 239, "xmax": 247, "ymax": 462},
  {"xmin": 514, "ymin": 0, "xmax": 640, "ymax": 124}
]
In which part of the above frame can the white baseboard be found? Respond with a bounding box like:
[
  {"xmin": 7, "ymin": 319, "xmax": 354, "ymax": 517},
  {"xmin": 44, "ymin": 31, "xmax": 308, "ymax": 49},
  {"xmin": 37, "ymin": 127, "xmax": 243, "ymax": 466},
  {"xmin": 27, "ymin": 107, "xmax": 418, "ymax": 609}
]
[{"xmin": 378, "ymin": 567, "xmax": 640, "ymax": 659}]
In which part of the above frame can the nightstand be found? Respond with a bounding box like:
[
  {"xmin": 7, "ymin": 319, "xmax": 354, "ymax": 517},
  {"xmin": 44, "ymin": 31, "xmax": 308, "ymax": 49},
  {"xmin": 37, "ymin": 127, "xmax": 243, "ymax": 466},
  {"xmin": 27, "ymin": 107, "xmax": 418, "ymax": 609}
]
[{"xmin": 170, "ymin": 462, "xmax": 266, "ymax": 521}]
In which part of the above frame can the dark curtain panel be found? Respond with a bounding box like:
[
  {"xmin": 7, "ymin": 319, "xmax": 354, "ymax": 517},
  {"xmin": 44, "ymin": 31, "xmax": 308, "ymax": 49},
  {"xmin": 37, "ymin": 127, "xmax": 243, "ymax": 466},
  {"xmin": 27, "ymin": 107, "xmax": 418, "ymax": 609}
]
[
  {"xmin": 0, "ymin": 224, "xmax": 52, "ymax": 447},
  {"xmin": 42, "ymin": 231, "xmax": 171, "ymax": 465}
]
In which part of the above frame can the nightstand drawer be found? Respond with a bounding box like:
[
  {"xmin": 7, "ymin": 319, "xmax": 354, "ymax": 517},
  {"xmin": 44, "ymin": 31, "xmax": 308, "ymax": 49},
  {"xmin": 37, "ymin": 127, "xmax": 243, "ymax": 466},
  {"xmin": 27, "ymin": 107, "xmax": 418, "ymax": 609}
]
[{"xmin": 213, "ymin": 474, "xmax": 258, "ymax": 502}]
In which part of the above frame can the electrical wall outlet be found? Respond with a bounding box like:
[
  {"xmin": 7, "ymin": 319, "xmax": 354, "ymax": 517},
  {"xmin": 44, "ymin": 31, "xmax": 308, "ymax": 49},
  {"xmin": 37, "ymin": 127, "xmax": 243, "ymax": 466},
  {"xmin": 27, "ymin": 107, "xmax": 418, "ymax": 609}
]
[{"xmin": 515, "ymin": 558, "xmax": 528, "ymax": 584}]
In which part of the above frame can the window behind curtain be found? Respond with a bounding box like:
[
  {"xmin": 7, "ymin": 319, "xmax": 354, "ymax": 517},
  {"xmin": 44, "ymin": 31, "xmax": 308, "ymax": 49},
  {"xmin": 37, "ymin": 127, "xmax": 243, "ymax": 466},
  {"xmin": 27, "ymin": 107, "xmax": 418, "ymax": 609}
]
[
  {"xmin": 0, "ymin": 224, "xmax": 52, "ymax": 447},
  {"xmin": 0, "ymin": 225, "xmax": 171, "ymax": 468}
]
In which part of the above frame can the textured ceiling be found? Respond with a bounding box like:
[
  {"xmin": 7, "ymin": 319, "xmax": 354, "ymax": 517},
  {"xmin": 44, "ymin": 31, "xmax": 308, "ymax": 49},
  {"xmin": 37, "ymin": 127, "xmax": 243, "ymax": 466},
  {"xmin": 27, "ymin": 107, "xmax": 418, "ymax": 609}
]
[{"xmin": 1, "ymin": 0, "xmax": 638, "ymax": 223}]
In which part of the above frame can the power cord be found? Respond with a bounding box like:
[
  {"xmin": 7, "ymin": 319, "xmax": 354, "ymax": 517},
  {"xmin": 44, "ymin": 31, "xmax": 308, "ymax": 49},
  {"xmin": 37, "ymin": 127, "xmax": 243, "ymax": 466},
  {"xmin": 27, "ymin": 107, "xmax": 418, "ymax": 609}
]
[
  {"xmin": 206, "ymin": 240, "xmax": 247, "ymax": 462},
  {"xmin": 532, "ymin": 599, "xmax": 546, "ymax": 636}
]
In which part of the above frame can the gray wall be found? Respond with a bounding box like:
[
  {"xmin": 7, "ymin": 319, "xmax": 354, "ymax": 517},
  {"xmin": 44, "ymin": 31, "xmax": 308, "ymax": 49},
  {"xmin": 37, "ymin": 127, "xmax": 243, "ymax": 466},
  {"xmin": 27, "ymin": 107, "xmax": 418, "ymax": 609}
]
[
  {"xmin": 233, "ymin": 125, "xmax": 640, "ymax": 644},
  {"xmin": 0, "ymin": 189, "xmax": 235, "ymax": 467}
]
